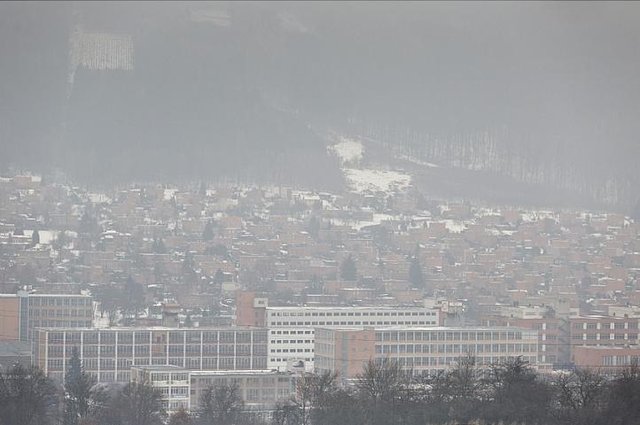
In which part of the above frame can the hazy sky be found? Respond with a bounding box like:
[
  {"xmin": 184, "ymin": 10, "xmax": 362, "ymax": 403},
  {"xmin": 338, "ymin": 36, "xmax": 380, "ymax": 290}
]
[{"xmin": 1, "ymin": 2, "xmax": 639, "ymax": 207}]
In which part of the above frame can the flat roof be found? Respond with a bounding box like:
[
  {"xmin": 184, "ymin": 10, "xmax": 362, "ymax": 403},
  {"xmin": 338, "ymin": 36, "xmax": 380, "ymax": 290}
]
[
  {"xmin": 132, "ymin": 365, "xmax": 187, "ymax": 371},
  {"xmin": 266, "ymin": 306, "xmax": 436, "ymax": 311},
  {"xmin": 317, "ymin": 326, "xmax": 537, "ymax": 332},
  {"xmin": 189, "ymin": 369, "xmax": 293, "ymax": 376},
  {"xmin": 34, "ymin": 326, "xmax": 266, "ymax": 331}
]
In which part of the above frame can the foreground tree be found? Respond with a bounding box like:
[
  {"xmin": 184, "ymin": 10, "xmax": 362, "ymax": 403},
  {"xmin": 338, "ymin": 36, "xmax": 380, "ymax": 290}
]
[
  {"xmin": 355, "ymin": 359, "xmax": 407, "ymax": 425},
  {"xmin": 554, "ymin": 368, "xmax": 606, "ymax": 425},
  {"xmin": 64, "ymin": 348, "xmax": 102, "ymax": 425},
  {"xmin": 0, "ymin": 364, "xmax": 59, "ymax": 425},
  {"xmin": 197, "ymin": 383, "xmax": 243, "ymax": 425},
  {"xmin": 482, "ymin": 356, "xmax": 553, "ymax": 425},
  {"xmin": 169, "ymin": 407, "xmax": 194, "ymax": 425},
  {"xmin": 110, "ymin": 380, "xmax": 166, "ymax": 425},
  {"xmin": 294, "ymin": 371, "xmax": 339, "ymax": 425},
  {"xmin": 602, "ymin": 363, "xmax": 640, "ymax": 425}
]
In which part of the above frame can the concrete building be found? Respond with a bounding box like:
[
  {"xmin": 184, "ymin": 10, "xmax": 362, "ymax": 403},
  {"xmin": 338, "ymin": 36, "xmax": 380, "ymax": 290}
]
[
  {"xmin": 34, "ymin": 327, "xmax": 268, "ymax": 383},
  {"xmin": 314, "ymin": 326, "xmax": 540, "ymax": 379},
  {"xmin": 0, "ymin": 291, "xmax": 93, "ymax": 342},
  {"xmin": 131, "ymin": 366, "xmax": 296, "ymax": 416},
  {"xmin": 572, "ymin": 345, "xmax": 640, "ymax": 374},
  {"xmin": 189, "ymin": 370, "xmax": 296, "ymax": 415},
  {"xmin": 131, "ymin": 365, "xmax": 190, "ymax": 413},
  {"xmin": 264, "ymin": 305, "xmax": 440, "ymax": 371}
]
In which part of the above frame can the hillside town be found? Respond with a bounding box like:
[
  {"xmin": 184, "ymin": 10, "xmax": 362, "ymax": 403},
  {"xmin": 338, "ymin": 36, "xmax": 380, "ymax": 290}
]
[{"xmin": 1, "ymin": 172, "xmax": 640, "ymax": 418}]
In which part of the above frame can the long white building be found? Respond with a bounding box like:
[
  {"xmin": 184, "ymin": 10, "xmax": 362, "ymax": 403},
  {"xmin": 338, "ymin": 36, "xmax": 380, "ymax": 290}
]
[
  {"xmin": 263, "ymin": 306, "xmax": 440, "ymax": 371},
  {"xmin": 33, "ymin": 327, "xmax": 268, "ymax": 383}
]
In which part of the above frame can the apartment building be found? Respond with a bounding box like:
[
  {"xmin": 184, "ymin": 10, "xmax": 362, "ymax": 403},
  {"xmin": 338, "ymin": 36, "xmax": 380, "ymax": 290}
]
[
  {"xmin": 34, "ymin": 327, "xmax": 268, "ymax": 383},
  {"xmin": 0, "ymin": 291, "xmax": 93, "ymax": 342},
  {"xmin": 131, "ymin": 366, "xmax": 297, "ymax": 415},
  {"xmin": 314, "ymin": 326, "xmax": 540, "ymax": 379}
]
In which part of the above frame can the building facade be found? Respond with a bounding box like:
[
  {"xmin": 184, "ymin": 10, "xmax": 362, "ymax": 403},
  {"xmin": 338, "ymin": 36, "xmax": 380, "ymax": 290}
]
[
  {"xmin": 572, "ymin": 345, "xmax": 640, "ymax": 374},
  {"xmin": 131, "ymin": 366, "xmax": 296, "ymax": 415},
  {"xmin": 264, "ymin": 306, "xmax": 440, "ymax": 371},
  {"xmin": 34, "ymin": 327, "xmax": 268, "ymax": 383},
  {"xmin": 0, "ymin": 291, "xmax": 93, "ymax": 342},
  {"xmin": 314, "ymin": 326, "xmax": 540, "ymax": 379}
]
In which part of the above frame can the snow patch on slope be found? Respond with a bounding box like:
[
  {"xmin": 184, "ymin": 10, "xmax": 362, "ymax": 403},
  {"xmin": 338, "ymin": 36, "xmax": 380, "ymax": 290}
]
[
  {"xmin": 327, "ymin": 137, "xmax": 364, "ymax": 166},
  {"xmin": 343, "ymin": 168, "xmax": 411, "ymax": 194}
]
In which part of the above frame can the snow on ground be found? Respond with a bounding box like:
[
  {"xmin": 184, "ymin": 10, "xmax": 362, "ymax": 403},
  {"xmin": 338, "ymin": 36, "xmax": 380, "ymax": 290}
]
[
  {"xmin": 164, "ymin": 188, "xmax": 178, "ymax": 200},
  {"xmin": 330, "ymin": 213, "xmax": 397, "ymax": 231},
  {"xmin": 394, "ymin": 152, "xmax": 439, "ymax": 168},
  {"xmin": 88, "ymin": 193, "xmax": 112, "ymax": 204},
  {"xmin": 24, "ymin": 230, "xmax": 59, "ymax": 244},
  {"xmin": 441, "ymin": 219, "xmax": 467, "ymax": 233},
  {"xmin": 343, "ymin": 168, "xmax": 412, "ymax": 194},
  {"xmin": 327, "ymin": 137, "xmax": 364, "ymax": 165}
]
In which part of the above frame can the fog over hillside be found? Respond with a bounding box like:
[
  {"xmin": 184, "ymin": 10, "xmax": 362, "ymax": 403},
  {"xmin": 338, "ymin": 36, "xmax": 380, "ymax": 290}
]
[{"xmin": 1, "ymin": 2, "xmax": 639, "ymax": 211}]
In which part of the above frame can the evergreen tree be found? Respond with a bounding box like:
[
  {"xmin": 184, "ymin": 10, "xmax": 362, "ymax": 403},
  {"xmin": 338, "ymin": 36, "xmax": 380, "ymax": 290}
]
[
  {"xmin": 64, "ymin": 347, "xmax": 99, "ymax": 425},
  {"xmin": 199, "ymin": 182, "xmax": 208, "ymax": 197},
  {"xmin": 340, "ymin": 254, "xmax": 357, "ymax": 281},
  {"xmin": 408, "ymin": 256, "xmax": 425, "ymax": 288},
  {"xmin": 124, "ymin": 276, "xmax": 145, "ymax": 318},
  {"xmin": 213, "ymin": 269, "xmax": 225, "ymax": 285},
  {"xmin": 152, "ymin": 238, "xmax": 167, "ymax": 254},
  {"xmin": 31, "ymin": 230, "xmax": 40, "ymax": 246},
  {"xmin": 202, "ymin": 220, "xmax": 215, "ymax": 241}
]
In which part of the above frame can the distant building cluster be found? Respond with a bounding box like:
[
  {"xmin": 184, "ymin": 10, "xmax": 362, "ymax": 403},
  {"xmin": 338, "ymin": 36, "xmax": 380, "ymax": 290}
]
[{"xmin": 1, "ymin": 173, "xmax": 640, "ymax": 415}]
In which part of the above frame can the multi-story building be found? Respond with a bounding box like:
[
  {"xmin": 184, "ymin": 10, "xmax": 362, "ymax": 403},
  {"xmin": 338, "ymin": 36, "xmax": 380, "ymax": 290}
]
[
  {"xmin": 189, "ymin": 369, "xmax": 297, "ymax": 415},
  {"xmin": 0, "ymin": 291, "xmax": 93, "ymax": 342},
  {"xmin": 131, "ymin": 366, "xmax": 297, "ymax": 416},
  {"xmin": 570, "ymin": 315, "xmax": 639, "ymax": 348},
  {"xmin": 264, "ymin": 306, "xmax": 440, "ymax": 371},
  {"xmin": 481, "ymin": 308, "xmax": 640, "ymax": 369},
  {"xmin": 33, "ymin": 327, "xmax": 268, "ymax": 383},
  {"xmin": 131, "ymin": 365, "xmax": 190, "ymax": 413},
  {"xmin": 314, "ymin": 326, "xmax": 540, "ymax": 379},
  {"xmin": 572, "ymin": 345, "xmax": 640, "ymax": 374}
]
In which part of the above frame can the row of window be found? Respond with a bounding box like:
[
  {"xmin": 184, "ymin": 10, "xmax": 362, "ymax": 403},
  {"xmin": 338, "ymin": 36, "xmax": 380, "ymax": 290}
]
[
  {"xmin": 375, "ymin": 330, "xmax": 530, "ymax": 342},
  {"xmin": 270, "ymin": 330, "xmax": 313, "ymax": 335},
  {"xmin": 269, "ymin": 357, "xmax": 312, "ymax": 363},
  {"xmin": 30, "ymin": 309, "xmax": 92, "ymax": 318},
  {"xmin": 374, "ymin": 343, "xmax": 538, "ymax": 354},
  {"xmin": 572, "ymin": 322, "xmax": 637, "ymax": 330},
  {"xmin": 271, "ymin": 320, "xmax": 436, "ymax": 327},
  {"xmin": 269, "ymin": 311, "xmax": 435, "ymax": 317},
  {"xmin": 31, "ymin": 320, "xmax": 92, "ymax": 328},
  {"xmin": 46, "ymin": 345, "xmax": 267, "ymax": 358},
  {"xmin": 29, "ymin": 297, "xmax": 92, "ymax": 307},
  {"xmin": 45, "ymin": 330, "xmax": 268, "ymax": 344},
  {"xmin": 571, "ymin": 333, "xmax": 636, "ymax": 340},
  {"xmin": 47, "ymin": 357, "xmax": 268, "ymax": 372}
]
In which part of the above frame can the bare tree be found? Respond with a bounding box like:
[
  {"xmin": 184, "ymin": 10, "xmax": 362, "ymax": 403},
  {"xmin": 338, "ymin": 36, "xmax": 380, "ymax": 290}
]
[
  {"xmin": 294, "ymin": 371, "xmax": 338, "ymax": 425},
  {"xmin": 110, "ymin": 380, "xmax": 166, "ymax": 425},
  {"xmin": 0, "ymin": 364, "xmax": 59, "ymax": 425},
  {"xmin": 355, "ymin": 358, "xmax": 407, "ymax": 425},
  {"xmin": 554, "ymin": 368, "xmax": 606, "ymax": 424},
  {"xmin": 197, "ymin": 383, "xmax": 243, "ymax": 425}
]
